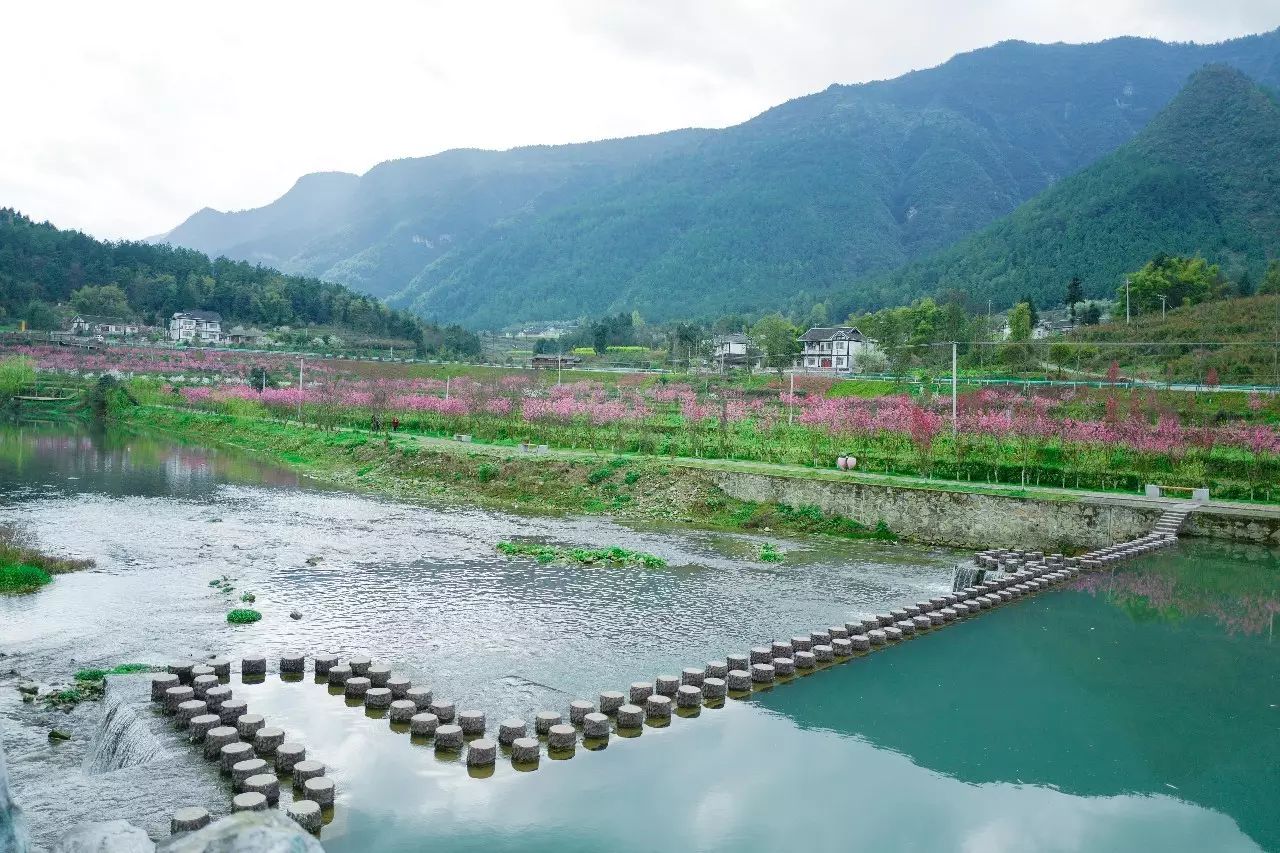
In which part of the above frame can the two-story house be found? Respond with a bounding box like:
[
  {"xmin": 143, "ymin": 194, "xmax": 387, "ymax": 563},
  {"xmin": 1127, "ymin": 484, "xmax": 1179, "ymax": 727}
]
[
  {"xmin": 710, "ymin": 333, "xmax": 762, "ymax": 371},
  {"xmin": 169, "ymin": 310, "xmax": 223, "ymax": 343},
  {"xmin": 69, "ymin": 315, "xmax": 139, "ymax": 338},
  {"xmin": 798, "ymin": 326, "xmax": 873, "ymax": 373}
]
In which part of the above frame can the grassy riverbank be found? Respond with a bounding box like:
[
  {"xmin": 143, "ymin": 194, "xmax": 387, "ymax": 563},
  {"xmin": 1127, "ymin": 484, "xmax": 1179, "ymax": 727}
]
[
  {"xmin": 125, "ymin": 406, "xmax": 899, "ymax": 542},
  {"xmin": 0, "ymin": 526, "xmax": 94, "ymax": 594}
]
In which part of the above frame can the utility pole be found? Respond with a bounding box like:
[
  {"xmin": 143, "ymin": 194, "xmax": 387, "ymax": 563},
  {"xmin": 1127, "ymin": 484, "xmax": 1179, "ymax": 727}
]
[
  {"xmin": 951, "ymin": 341, "xmax": 958, "ymax": 437},
  {"xmin": 296, "ymin": 358, "xmax": 304, "ymax": 422},
  {"xmin": 1159, "ymin": 294, "xmax": 1167, "ymax": 319},
  {"xmin": 788, "ymin": 371, "xmax": 795, "ymax": 426},
  {"xmin": 1125, "ymin": 277, "xmax": 1131, "ymax": 325}
]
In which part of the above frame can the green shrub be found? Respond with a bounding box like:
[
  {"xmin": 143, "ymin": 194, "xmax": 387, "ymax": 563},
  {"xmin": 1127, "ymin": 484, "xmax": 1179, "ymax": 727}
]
[
  {"xmin": 759, "ymin": 543, "xmax": 784, "ymax": 563},
  {"xmin": 227, "ymin": 609, "xmax": 262, "ymax": 624},
  {"xmin": 476, "ymin": 463, "xmax": 499, "ymax": 483},
  {"xmin": 0, "ymin": 562, "xmax": 52, "ymax": 594},
  {"xmin": 496, "ymin": 541, "xmax": 666, "ymax": 568},
  {"xmin": 623, "ymin": 470, "xmax": 641, "ymax": 485},
  {"xmin": 586, "ymin": 467, "xmax": 614, "ymax": 484}
]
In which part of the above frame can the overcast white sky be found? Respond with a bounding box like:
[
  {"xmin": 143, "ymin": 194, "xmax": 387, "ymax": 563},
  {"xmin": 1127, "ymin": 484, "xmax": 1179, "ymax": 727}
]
[{"xmin": 3, "ymin": 0, "xmax": 1277, "ymax": 241}]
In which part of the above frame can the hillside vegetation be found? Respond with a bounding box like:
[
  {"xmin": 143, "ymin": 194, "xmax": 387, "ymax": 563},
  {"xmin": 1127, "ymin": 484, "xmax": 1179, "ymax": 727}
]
[
  {"xmin": 853, "ymin": 66, "xmax": 1280, "ymax": 317},
  {"xmin": 155, "ymin": 31, "xmax": 1280, "ymax": 327},
  {"xmin": 0, "ymin": 209, "xmax": 478, "ymax": 355}
]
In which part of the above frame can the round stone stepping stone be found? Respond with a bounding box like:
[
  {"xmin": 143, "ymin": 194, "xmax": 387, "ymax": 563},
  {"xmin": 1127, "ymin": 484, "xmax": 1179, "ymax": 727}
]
[
  {"xmin": 345, "ymin": 677, "xmax": 371, "ymax": 699},
  {"xmin": 428, "ymin": 699, "xmax": 455, "ymax": 722},
  {"xmin": 367, "ymin": 664, "xmax": 391, "ymax": 687},
  {"xmin": 151, "ymin": 673, "xmax": 179, "ymax": 701},
  {"xmin": 276, "ymin": 742, "xmax": 305, "ymax": 773},
  {"xmin": 189, "ymin": 714, "xmax": 220, "ymax": 743},
  {"xmin": 813, "ymin": 645, "xmax": 834, "ymax": 662},
  {"xmin": 241, "ymin": 655, "xmax": 266, "ymax": 676},
  {"xmin": 232, "ymin": 792, "xmax": 267, "ymax": 813},
  {"xmin": 750, "ymin": 663, "xmax": 775, "ymax": 683},
  {"xmin": 511, "ymin": 737, "xmax": 540, "ymax": 763},
  {"xmin": 218, "ymin": 699, "xmax": 247, "ymax": 726},
  {"xmin": 681, "ymin": 668, "xmax": 704, "ymax": 687},
  {"xmin": 726, "ymin": 670, "xmax": 751, "ymax": 691},
  {"xmin": 302, "ymin": 776, "xmax": 335, "ymax": 807},
  {"xmin": 365, "ymin": 687, "xmax": 392, "ymax": 709},
  {"xmin": 287, "ymin": 799, "xmax": 321, "ymax": 832},
  {"xmin": 703, "ymin": 677, "xmax": 727, "ymax": 698},
  {"xmin": 192, "ymin": 675, "xmax": 218, "ymax": 700},
  {"xmin": 727, "ymin": 654, "xmax": 749, "ymax": 672},
  {"xmin": 164, "ymin": 685, "xmax": 194, "ymax": 713},
  {"xmin": 327, "ymin": 665, "xmax": 352, "ymax": 686},
  {"xmin": 583, "ymin": 712, "xmax": 609, "ymax": 739},
  {"xmin": 254, "ymin": 726, "xmax": 285, "ymax": 754},
  {"xmin": 498, "ymin": 718, "xmax": 527, "ymax": 745},
  {"xmin": 568, "ymin": 700, "xmax": 594, "ymax": 725},
  {"xmin": 410, "ymin": 713, "xmax": 439, "ymax": 736},
  {"xmin": 348, "ymin": 655, "xmax": 371, "ymax": 676},
  {"xmin": 313, "ymin": 655, "xmax": 338, "ymax": 676},
  {"xmin": 208, "ymin": 658, "xmax": 231, "ymax": 678},
  {"xmin": 676, "ymin": 685, "xmax": 702, "ymax": 707},
  {"xmin": 176, "ymin": 700, "xmax": 207, "ymax": 728},
  {"xmin": 467, "ymin": 738, "xmax": 497, "ymax": 766},
  {"xmin": 547, "ymin": 724, "xmax": 576, "ymax": 750},
  {"xmin": 749, "ymin": 647, "xmax": 771, "ymax": 664},
  {"xmin": 293, "ymin": 760, "xmax": 325, "ymax": 786},
  {"xmin": 535, "ymin": 711, "xmax": 562, "ymax": 734},
  {"xmin": 171, "ymin": 806, "xmax": 210, "ymax": 834},
  {"xmin": 220, "ymin": 741, "xmax": 254, "ymax": 774},
  {"xmin": 232, "ymin": 758, "xmax": 268, "ymax": 789},
  {"xmin": 616, "ymin": 704, "xmax": 643, "ymax": 728},
  {"xmin": 389, "ymin": 700, "xmax": 416, "ymax": 723},
  {"xmin": 459, "ymin": 710, "xmax": 486, "ymax": 734},
  {"xmin": 203, "ymin": 726, "xmax": 237, "ymax": 759},
  {"xmin": 629, "ymin": 682, "xmax": 654, "ymax": 703},
  {"xmin": 434, "ymin": 724, "xmax": 464, "ymax": 751},
  {"xmin": 704, "ymin": 661, "xmax": 728, "ymax": 679},
  {"xmin": 654, "ymin": 675, "xmax": 679, "ymax": 697},
  {"xmin": 280, "ymin": 653, "xmax": 304, "ymax": 673},
  {"xmin": 386, "ymin": 677, "xmax": 411, "ymax": 699},
  {"xmin": 599, "ymin": 691, "xmax": 625, "ymax": 714},
  {"xmin": 243, "ymin": 773, "xmax": 279, "ymax": 803},
  {"xmin": 405, "ymin": 687, "xmax": 432, "ymax": 709},
  {"xmin": 772, "ymin": 657, "xmax": 795, "ymax": 676},
  {"xmin": 793, "ymin": 651, "xmax": 815, "ymax": 669},
  {"xmin": 645, "ymin": 695, "xmax": 672, "ymax": 720},
  {"xmin": 237, "ymin": 714, "xmax": 265, "ymax": 739}
]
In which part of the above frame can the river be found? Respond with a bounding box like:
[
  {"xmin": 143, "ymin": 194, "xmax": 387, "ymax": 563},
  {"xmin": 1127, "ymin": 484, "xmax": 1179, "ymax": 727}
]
[{"xmin": 0, "ymin": 421, "xmax": 1276, "ymax": 851}]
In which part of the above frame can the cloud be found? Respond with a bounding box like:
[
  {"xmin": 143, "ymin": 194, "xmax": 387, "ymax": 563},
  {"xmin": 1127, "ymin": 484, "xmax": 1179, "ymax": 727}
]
[{"xmin": 1, "ymin": 0, "xmax": 1275, "ymax": 241}]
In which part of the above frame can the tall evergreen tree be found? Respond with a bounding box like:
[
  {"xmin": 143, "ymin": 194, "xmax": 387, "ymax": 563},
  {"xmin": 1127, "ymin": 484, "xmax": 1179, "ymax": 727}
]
[{"xmin": 1065, "ymin": 277, "xmax": 1084, "ymax": 323}]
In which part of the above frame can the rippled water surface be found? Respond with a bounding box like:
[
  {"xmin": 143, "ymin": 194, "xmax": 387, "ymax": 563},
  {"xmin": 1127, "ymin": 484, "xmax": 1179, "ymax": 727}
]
[{"xmin": 1, "ymin": 422, "xmax": 1277, "ymax": 852}]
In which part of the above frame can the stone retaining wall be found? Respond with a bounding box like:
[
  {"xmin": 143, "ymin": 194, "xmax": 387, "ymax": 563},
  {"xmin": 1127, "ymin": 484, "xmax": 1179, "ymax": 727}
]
[{"xmin": 707, "ymin": 470, "xmax": 1278, "ymax": 550}]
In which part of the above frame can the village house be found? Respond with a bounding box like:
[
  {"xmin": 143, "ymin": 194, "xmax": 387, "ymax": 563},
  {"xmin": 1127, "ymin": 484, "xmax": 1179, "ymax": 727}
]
[
  {"xmin": 797, "ymin": 326, "xmax": 874, "ymax": 373},
  {"xmin": 710, "ymin": 332, "xmax": 763, "ymax": 371},
  {"xmin": 69, "ymin": 315, "xmax": 139, "ymax": 338},
  {"xmin": 168, "ymin": 310, "xmax": 223, "ymax": 344},
  {"xmin": 225, "ymin": 325, "xmax": 266, "ymax": 346}
]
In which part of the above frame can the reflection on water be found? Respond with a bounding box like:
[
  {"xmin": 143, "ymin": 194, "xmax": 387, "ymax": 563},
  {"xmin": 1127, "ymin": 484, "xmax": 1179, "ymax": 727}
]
[{"xmin": 1, "ymin": 422, "xmax": 1276, "ymax": 852}]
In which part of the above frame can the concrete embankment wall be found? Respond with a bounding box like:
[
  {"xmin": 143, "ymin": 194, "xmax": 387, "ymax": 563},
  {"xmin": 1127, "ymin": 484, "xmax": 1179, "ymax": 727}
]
[{"xmin": 706, "ymin": 470, "xmax": 1280, "ymax": 551}]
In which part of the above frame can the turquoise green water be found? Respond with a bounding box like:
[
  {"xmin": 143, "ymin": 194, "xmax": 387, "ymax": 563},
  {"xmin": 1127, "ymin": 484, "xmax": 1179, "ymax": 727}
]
[{"xmin": 236, "ymin": 540, "xmax": 1278, "ymax": 853}]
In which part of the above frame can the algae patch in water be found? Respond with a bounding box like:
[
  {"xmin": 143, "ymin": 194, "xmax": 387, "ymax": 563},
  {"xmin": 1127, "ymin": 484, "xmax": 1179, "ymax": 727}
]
[
  {"xmin": 497, "ymin": 541, "xmax": 667, "ymax": 569},
  {"xmin": 226, "ymin": 608, "xmax": 262, "ymax": 624}
]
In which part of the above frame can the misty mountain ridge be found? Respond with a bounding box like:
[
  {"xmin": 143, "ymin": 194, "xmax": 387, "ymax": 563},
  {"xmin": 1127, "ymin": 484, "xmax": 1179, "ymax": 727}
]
[{"xmin": 157, "ymin": 28, "xmax": 1280, "ymax": 327}]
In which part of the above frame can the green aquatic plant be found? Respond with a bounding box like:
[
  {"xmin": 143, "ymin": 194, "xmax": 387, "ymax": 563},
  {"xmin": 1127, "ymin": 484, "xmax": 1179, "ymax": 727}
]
[
  {"xmin": 226, "ymin": 608, "xmax": 262, "ymax": 624},
  {"xmin": 240, "ymin": 592, "xmax": 256, "ymax": 603},
  {"xmin": 496, "ymin": 541, "xmax": 666, "ymax": 569},
  {"xmin": 0, "ymin": 562, "xmax": 52, "ymax": 594},
  {"xmin": 758, "ymin": 543, "xmax": 784, "ymax": 563}
]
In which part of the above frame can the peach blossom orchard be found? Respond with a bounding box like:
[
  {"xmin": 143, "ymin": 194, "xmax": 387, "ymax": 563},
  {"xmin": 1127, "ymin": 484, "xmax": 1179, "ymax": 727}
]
[
  {"xmin": 166, "ymin": 373, "xmax": 1279, "ymax": 501},
  {"xmin": 8, "ymin": 343, "xmax": 1279, "ymax": 500}
]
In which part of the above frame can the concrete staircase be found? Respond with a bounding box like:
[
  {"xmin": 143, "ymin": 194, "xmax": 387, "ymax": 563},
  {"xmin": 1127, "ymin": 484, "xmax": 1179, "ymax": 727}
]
[{"xmin": 1152, "ymin": 502, "xmax": 1200, "ymax": 540}]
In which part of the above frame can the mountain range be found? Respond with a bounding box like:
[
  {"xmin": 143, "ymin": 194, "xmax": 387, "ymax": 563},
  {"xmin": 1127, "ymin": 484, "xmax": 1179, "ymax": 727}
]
[{"xmin": 158, "ymin": 28, "xmax": 1280, "ymax": 328}]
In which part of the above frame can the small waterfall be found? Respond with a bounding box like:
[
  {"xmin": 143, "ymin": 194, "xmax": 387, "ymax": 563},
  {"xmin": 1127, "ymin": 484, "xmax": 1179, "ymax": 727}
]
[
  {"xmin": 950, "ymin": 563, "xmax": 986, "ymax": 592},
  {"xmin": 0, "ymin": 738, "xmax": 31, "ymax": 853},
  {"xmin": 82, "ymin": 689, "xmax": 168, "ymax": 774}
]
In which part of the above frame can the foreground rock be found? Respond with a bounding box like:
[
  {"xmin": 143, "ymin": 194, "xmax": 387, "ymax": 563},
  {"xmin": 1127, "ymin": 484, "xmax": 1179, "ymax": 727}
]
[
  {"xmin": 158, "ymin": 812, "xmax": 322, "ymax": 852},
  {"xmin": 1, "ymin": 739, "xmax": 31, "ymax": 853},
  {"xmin": 52, "ymin": 820, "xmax": 154, "ymax": 852}
]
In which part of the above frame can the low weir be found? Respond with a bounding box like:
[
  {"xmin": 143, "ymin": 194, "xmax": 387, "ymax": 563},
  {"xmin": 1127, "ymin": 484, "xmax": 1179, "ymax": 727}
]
[
  {"xmin": 146, "ymin": 503, "xmax": 1193, "ymax": 833},
  {"xmin": 83, "ymin": 688, "xmax": 170, "ymax": 775}
]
